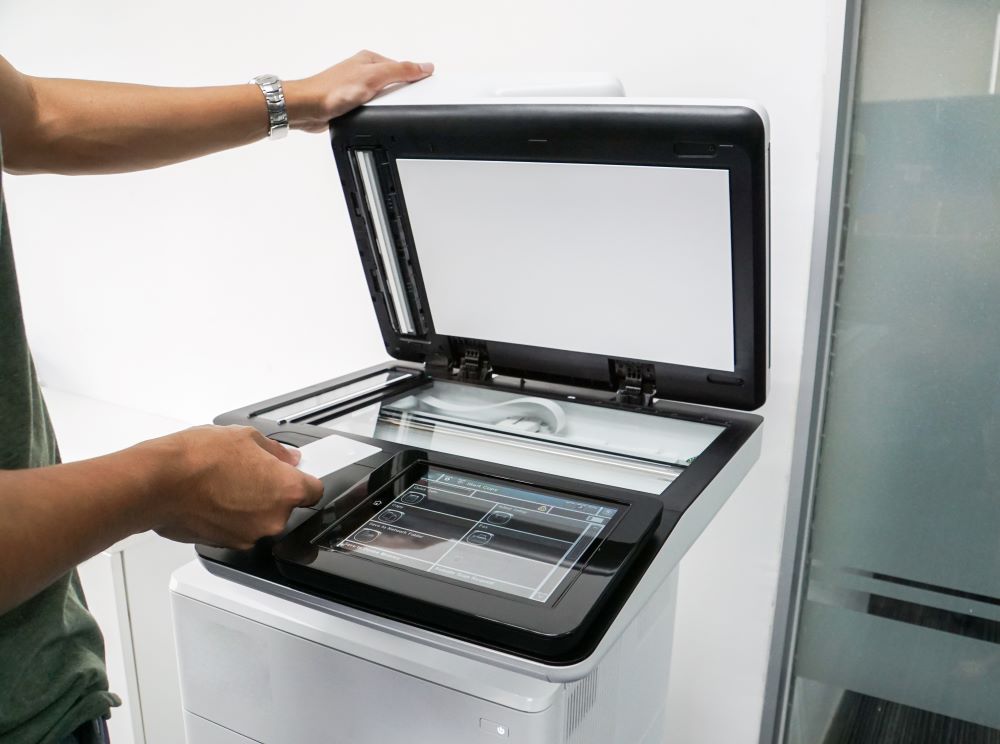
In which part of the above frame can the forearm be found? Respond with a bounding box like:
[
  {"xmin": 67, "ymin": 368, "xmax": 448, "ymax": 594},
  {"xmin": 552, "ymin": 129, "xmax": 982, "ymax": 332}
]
[
  {"xmin": 0, "ymin": 443, "xmax": 166, "ymax": 613},
  {"xmin": 0, "ymin": 51, "xmax": 431, "ymax": 175},
  {"xmin": 0, "ymin": 424, "xmax": 322, "ymax": 614},
  {"xmin": 8, "ymin": 77, "xmax": 268, "ymax": 175}
]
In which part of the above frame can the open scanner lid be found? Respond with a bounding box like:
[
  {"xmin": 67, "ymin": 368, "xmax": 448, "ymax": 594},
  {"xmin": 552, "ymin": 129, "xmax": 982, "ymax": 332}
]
[{"xmin": 330, "ymin": 97, "xmax": 769, "ymax": 410}]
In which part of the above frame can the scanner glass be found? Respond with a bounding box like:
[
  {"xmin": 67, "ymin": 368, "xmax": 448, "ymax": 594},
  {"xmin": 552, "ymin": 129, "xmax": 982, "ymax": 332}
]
[
  {"xmin": 315, "ymin": 379, "xmax": 721, "ymax": 494},
  {"xmin": 315, "ymin": 466, "xmax": 621, "ymax": 603}
]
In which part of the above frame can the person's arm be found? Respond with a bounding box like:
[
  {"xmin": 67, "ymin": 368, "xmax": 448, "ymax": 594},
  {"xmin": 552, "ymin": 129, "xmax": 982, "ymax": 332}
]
[
  {"xmin": 0, "ymin": 425, "xmax": 323, "ymax": 614},
  {"xmin": 0, "ymin": 50, "xmax": 433, "ymax": 175}
]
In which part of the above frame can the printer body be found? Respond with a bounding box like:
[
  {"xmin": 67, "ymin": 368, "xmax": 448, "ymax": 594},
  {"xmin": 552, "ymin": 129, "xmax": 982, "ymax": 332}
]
[{"xmin": 171, "ymin": 80, "xmax": 770, "ymax": 744}]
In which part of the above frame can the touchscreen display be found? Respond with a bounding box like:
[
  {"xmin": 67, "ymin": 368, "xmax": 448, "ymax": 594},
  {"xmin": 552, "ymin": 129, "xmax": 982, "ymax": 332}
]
[{"xmin": 319, "ymin": 467, "xmax": 620, "ymax": 603}]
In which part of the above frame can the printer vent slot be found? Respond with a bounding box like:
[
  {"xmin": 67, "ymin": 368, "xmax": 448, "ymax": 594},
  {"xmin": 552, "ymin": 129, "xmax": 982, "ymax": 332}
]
[
  {"xmin": 565, "ymin": 639, "xmax": 621, "ymax": 742},
  {"xmin": 353, "ymin": 149, "xmax": 426, "ymax": 337},
  {"xmin": 565, "ymin": 668, "xmax": 600, "ymax": 741}
]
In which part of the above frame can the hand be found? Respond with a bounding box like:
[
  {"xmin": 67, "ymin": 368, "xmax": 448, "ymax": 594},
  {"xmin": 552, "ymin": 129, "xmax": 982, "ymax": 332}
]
[
  {"xmin": 144, "ymin": 425, "xmax": 323, "ymax": 550},
  {"xmin": 284, "ymin": 50, "xmax": 434, "ymax": 133}
]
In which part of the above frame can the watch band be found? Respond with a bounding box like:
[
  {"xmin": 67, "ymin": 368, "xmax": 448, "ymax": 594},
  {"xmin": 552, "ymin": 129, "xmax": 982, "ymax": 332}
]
[{"xmin": 249, "ymin": 74, "xmax": 289, "ymax": 140}]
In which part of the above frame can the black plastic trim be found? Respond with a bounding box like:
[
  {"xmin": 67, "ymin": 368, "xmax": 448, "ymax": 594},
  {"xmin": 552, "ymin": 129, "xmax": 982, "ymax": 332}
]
[{"xmin": 331, "ymin": 104, "xmax": 769, "ymax": 410}]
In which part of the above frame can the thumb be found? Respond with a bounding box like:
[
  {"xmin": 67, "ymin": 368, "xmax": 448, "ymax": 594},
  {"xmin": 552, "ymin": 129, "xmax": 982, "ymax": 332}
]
[
  {"xmin": 250, "ymin": 430, "xmax": 302, "ymax": 467},
  {"xmin": 298, "ymin": 473, "xmax": 325, "ymax": 507}
]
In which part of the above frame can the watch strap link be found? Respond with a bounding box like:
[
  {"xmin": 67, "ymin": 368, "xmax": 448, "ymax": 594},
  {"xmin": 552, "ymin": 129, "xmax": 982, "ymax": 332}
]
[{"xmin": 249, "ymin": 74, "xmax": 289, "ymax": 140}]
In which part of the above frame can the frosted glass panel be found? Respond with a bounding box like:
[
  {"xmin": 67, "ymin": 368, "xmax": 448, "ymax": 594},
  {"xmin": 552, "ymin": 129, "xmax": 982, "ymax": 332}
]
[
  {"xmin": 785, "ymin": 0, "xmax": 1000, "ymax": 741},
  {"xmin": 396, "ymin": 159, "xmax": 736, "ymax": 371}
]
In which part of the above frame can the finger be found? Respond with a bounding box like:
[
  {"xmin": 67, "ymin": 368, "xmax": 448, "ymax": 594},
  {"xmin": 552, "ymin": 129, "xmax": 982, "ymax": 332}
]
[
  {"xmin": 249, "ymin": 429, "xmax": 301, "ymax": 466},
  {"xmin": 298, "ymin": 473, "xmax": 324, "ymax": 507},
  {"xmin": 368, "ymin": 60, "xmax": 434, "ymax": 89}
]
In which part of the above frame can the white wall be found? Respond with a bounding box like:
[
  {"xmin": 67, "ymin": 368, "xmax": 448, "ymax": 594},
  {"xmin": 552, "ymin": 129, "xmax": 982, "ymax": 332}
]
[{"xmin": 0, "ymin": 2, "xmax": 830, "ymax": 742}]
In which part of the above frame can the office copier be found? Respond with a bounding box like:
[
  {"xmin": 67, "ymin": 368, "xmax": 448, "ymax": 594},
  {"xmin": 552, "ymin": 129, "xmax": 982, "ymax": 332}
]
[{"xmin": 170, "ymin": 76, "xmax": 769, "ymax": 744}]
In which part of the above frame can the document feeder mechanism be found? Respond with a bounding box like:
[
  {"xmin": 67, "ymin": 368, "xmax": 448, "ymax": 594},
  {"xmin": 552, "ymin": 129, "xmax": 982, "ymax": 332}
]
[{"xmin": 193, "ymin": 99, "xmax": 769, "ymax": 666}]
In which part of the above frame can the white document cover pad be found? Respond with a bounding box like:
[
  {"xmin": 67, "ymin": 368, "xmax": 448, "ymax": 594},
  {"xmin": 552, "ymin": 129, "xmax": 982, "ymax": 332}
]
[{"xmin": 396, "ymin": 159, "xmax": 736, "ymax": 372}]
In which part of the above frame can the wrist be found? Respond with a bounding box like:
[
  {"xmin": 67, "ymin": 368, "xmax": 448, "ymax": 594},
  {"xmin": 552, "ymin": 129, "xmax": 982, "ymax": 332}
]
[
  {"xmin": 126, "ymin": 434, "xmax": 190, "ymax": 533},
  {"xmin": 282, "ymin": 78, "xmax": 315, "ymax": 131}
]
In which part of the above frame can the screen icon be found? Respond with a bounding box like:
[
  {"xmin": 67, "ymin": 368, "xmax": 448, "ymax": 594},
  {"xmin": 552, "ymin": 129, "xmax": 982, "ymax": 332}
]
[
  {"xmin": 467, "ymin": 531, "xmax": 493, "ymax": 546},
  {"xmin": 377, "ymin": 510, "xmax": 403, "ymax": 524},
  {"xmin": 486, "ymin": 511, "xmax": 513, "ymax": 525},
  {"xmin": 353, "ymin": 528, "xmax": 380, "ymax": 544}
]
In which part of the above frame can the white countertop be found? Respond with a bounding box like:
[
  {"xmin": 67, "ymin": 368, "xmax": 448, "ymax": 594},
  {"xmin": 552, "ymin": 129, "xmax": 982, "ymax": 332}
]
[{"xmin": 43, "ymin": 387, "xmax": 193, "ymax": 461}]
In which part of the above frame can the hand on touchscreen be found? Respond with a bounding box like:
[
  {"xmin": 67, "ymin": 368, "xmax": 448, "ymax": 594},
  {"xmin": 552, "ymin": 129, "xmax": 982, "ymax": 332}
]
[{"xmin": 145, "ymin": 425, "xmax": 324, "ymax": 550}]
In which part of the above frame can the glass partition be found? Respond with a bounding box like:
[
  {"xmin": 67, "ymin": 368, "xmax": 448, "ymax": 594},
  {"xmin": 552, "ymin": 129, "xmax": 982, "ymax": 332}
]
[{"xmin": 780, "ymin": 0, "xmax": 1000, "ymax": 741}]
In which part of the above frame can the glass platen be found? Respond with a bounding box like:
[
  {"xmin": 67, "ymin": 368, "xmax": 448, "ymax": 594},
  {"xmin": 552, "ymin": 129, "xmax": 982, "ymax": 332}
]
[{"xmin": 316, "ymin": 379, "xmax": 722, "ymax": 494}]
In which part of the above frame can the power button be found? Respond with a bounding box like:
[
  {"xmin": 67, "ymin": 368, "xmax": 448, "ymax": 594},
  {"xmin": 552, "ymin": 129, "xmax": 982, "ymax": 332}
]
[{"xmin": 480, "ymin": 718, "xmax": 510, "ymax": 737}]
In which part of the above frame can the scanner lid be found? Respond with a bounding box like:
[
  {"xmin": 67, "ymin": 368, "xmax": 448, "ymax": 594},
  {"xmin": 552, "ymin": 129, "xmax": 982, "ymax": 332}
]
[{"xmin": 330, "ymin": 99, "xmax": 769, "ymax": 410}]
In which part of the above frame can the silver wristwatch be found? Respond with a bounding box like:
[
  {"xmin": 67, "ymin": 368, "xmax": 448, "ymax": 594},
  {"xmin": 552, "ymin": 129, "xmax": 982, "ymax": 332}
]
[{"xmin": 249, "ymin": 74, "xmax": 289, "ymax": 140}]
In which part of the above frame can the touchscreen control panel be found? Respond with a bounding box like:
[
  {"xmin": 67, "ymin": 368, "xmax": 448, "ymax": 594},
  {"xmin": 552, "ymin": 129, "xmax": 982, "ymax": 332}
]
[
  {"xmin": 272, "ymin": 453, "xmax": 664, "ymax": 660},
  {"xmin": 316, "ymin": 468, "xmax": 622, "ymax": 603}
]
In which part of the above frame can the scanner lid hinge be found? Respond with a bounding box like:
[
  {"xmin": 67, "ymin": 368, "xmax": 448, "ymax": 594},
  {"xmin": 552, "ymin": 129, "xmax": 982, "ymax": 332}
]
[
  {"xmin": 613, "ymin": 360, "xmax": 656, "ymax": 407},
  {"xmin": 428, "ymin": 344, "xmax": 492, "ymax": 383},
  {"xmin": 458, "ymin": 347, "xmax": 492, "ymax": 382}
]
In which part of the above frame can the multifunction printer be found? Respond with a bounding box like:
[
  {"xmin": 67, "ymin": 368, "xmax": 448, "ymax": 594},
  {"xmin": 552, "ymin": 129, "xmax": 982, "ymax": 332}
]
[{"xmin": 171, "ymin": 77, "xmax": 769, "ymax": 744}]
